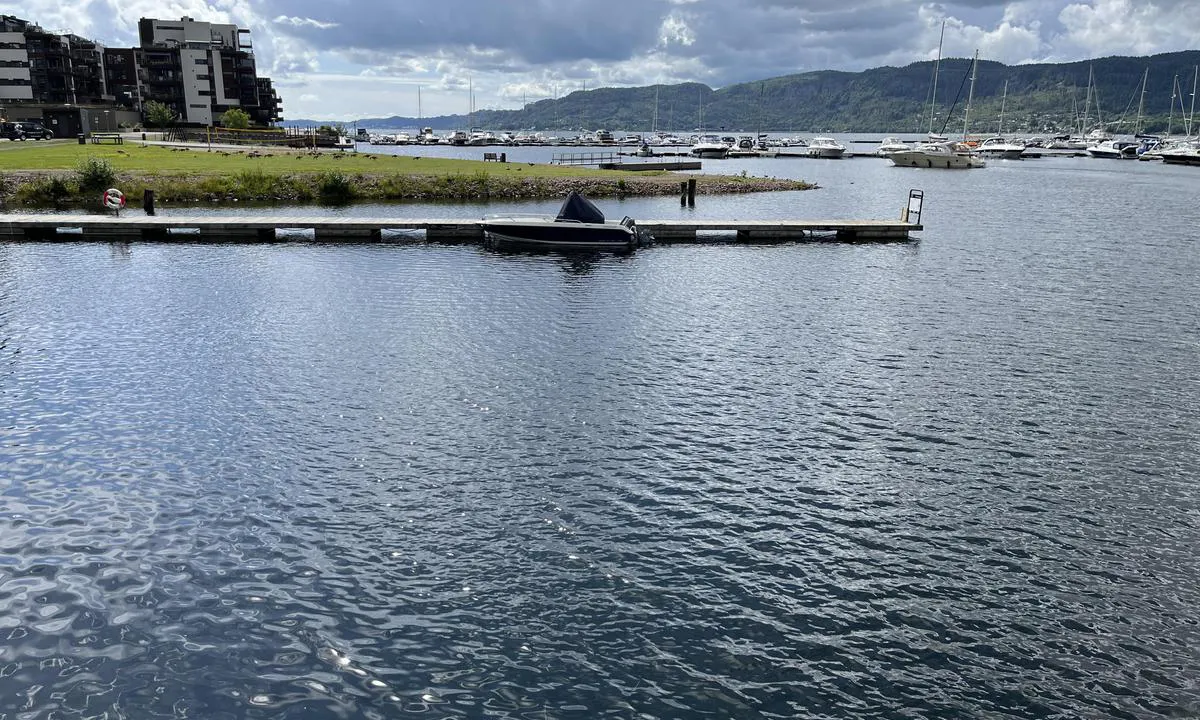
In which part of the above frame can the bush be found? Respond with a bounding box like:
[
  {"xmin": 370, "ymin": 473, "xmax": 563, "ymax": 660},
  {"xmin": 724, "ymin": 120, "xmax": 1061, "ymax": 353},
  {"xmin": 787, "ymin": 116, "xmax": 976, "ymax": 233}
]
[
  {"xmin": 317, "ymin": 171, "xmax": 355, "ymax": 203},
  {"xmin": 235, "ymin": 168, "xmax": 277, "ymax": 198},
  {"xmin": 74, "ymin": 157, "xmax": 116, "ymax": 191},
  {"xmin": 11, "ymin": 175, "xmax": 77, "ymax": 206}
]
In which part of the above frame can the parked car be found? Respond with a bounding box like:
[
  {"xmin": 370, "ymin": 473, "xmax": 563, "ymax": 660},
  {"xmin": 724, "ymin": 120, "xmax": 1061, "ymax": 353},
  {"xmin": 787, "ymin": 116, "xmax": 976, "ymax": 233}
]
[
  {"xmin": 0, "ymin": 122, "xmax": 24, "ymax": 140},
  {"xmin": 14, "ymin": 121, "xmax": 54, "ymax": 140}
]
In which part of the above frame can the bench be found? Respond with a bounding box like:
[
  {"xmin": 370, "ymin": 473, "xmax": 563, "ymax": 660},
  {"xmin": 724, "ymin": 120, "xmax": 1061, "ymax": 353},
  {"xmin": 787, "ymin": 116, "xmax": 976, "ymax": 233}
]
[
  {"xmin": 482, "ymin": 152, "xmax": 498, "ymax": 161},
  {"xmin": 90, "ymin": 133, "xmax": 123, "ymax": 144}
]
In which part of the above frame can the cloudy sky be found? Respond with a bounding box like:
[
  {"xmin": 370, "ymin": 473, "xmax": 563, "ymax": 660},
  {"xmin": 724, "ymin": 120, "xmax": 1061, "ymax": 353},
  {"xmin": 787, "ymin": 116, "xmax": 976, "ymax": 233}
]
[{"xmin": 9, "ymin": 0, "xmax": 1200, "ymax": 120}]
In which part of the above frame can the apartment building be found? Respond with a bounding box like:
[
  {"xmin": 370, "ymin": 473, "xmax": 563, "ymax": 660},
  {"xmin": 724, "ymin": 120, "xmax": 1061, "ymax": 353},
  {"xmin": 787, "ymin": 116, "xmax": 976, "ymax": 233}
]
[
  {"xmin": 0, "ymin": 16, "xmax": 34, "ymax": 102},
  {"xmin": 0, "ymin": 14, "xmax": 281, "ymax": 130},
  {"xmin": 137, "ymin": 17, "xmax": 281, "ymax": 126}
]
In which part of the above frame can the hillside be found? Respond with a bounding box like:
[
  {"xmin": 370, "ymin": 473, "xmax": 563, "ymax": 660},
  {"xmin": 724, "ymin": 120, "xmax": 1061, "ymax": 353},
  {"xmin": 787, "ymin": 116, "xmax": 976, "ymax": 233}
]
[{"xmin": 289, "ymin": 51, "xmax": 1200, "ymax": 134}]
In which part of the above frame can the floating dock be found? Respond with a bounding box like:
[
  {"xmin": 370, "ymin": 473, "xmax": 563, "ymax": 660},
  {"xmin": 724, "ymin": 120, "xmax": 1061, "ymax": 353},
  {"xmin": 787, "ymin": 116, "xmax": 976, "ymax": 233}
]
[{"xmin": 0, "ymin": 214, "xmax": 921, "ymax": 243}]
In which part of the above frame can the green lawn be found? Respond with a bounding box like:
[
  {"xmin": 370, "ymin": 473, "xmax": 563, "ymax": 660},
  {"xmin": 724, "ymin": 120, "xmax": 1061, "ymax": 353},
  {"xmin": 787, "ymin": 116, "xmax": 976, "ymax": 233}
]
[{"xmin": 0, "ymin": 140, "xmax": 635, "ymax": 178}]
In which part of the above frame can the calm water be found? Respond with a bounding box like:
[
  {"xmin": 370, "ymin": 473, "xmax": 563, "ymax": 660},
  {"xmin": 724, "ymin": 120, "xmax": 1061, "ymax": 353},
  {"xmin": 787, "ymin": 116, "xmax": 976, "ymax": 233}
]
[{"xmin": 2, "ymin": 152, "xmax": 1199, "ymax": 719}]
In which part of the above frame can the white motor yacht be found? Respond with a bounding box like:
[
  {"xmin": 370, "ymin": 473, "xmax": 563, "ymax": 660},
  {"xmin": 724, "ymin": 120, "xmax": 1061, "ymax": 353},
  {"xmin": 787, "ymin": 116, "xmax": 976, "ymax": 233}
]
[
  {"xmin": 875, "ymin": 137, "xmax": 910, "ymax": 157},
  {"xmin": 889, "ymin": 141, "xmax": 986, "ymax": 169},
  {"xmin": 975, "ymin": 137, "xmax": 1026, "ymax": 160},
  {"xmin": 1086, "ymin": 139, "xmax": 1138, "ymax": 159},
  {"xmin": 690, "ymin": 134, "xmax": 729, "ymax": 158},
  {"xmin": 806, "ymin": 137, "xmax": 846, "ymax": 158}
]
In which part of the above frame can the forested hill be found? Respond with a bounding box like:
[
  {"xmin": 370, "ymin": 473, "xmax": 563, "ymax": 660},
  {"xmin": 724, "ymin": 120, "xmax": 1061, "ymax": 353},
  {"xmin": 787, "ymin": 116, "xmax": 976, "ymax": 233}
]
[{"xmin": 309, "ymin": 51, "xmax": 1200, "ymax": 134}]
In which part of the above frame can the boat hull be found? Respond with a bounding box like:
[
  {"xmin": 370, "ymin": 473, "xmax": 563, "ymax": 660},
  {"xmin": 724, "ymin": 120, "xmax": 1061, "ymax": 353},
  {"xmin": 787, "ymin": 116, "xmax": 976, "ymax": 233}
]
[
  {"xmin": 977, "ymin": 148, "xmax": 1024, "ymax": 160},
  {"xmin": 1160, "ymin": 151, "xmax": 1200, "ymax": 166},
  {"xmin": 889, "ymin": 150, "xmax": 985, "ymax": 169},
  {"xmin": 481, "ymin": 220, "xmax": 639, "ymax": 252}
]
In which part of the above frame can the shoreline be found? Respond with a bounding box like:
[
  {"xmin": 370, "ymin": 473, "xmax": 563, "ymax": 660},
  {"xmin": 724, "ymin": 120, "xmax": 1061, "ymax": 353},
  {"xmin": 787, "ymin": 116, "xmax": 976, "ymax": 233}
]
[{"xmin": 0, "ymin": 140, "xmax": 815, "ymax": 209}]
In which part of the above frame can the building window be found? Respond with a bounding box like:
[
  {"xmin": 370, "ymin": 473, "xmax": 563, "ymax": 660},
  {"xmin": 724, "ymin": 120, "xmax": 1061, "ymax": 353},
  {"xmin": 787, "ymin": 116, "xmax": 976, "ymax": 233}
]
[{"xmin": 189, "ymin": 103, "xmax": 206, "ymax": 108}]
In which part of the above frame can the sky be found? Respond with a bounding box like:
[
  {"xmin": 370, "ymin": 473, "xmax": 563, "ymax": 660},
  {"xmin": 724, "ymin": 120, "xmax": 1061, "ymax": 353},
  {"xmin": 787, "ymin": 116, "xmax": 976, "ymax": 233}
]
[{"xmin": 8, "ymin": 0, "xmax": 1200, "ymax": 120}]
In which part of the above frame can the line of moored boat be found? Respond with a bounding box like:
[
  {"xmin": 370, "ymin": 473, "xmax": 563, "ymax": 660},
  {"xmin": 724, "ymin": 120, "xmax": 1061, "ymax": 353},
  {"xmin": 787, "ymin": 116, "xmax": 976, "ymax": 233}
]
[{"xmin": 354, "ymin": 126, "xmax": 1200, "ymax": 167}]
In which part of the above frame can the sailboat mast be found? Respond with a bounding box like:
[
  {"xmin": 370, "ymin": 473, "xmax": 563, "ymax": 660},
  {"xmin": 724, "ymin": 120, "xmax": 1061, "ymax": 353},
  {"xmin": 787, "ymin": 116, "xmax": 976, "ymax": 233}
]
[
  {"xmin": 962, "ymin": 50, "xmax": 978, "ymax": 140},
  {"xmin": 1189, "ymin": 66, "xmax": 1198, "ymax": 137},
  {"xmin": 998, "ymin": 79, "xmax": 1008, "ymax": 135},
  {"xmin": 1168, "ymin": 74, "xmax": 1179, "ymax": 137},
  {"xmin": 1135, "ymin": 67, "xmax": 1148, "ymax": 135},
  {"xmin": 653, "ymin": 86, "xmax": 659, "ymax": 133},
  {"xmin": 1081, "ymin": 65, "xmax": 1093, "ymax": 137},
  {"xmin": 928, "ymin": 20, "xmax": 945, "ymax": 135},
  {"xmin": 1092, "ymin": 66, "xmax": 1105, "ymax": 134}
]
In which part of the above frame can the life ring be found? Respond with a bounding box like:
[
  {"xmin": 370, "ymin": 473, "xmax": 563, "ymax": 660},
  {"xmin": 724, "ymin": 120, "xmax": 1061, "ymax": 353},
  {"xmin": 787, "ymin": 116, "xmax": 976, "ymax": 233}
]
[{"xmin": 101, "ymin": 188, "xmax": 126, "ymax": 210}]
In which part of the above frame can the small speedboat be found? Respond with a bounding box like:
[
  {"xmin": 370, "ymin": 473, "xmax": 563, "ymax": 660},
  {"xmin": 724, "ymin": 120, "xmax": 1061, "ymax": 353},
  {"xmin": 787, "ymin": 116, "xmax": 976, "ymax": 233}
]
[{"xmin": 480, "ymin": 191, "xmax": 651, "ymax": 252}]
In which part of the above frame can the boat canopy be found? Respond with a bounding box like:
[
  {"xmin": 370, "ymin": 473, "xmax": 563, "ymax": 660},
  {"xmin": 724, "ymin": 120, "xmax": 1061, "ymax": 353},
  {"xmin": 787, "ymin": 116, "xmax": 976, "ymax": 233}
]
[{"xmin": 556, "ymin": 191, "xmax": 605, "ymax": 224}]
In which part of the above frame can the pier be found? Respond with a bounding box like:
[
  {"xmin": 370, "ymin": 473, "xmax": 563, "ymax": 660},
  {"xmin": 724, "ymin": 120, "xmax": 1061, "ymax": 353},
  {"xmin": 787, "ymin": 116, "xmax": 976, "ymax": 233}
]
[{"xmin": 0, "ymin": 215, "xmax": 922, "ymax": 243}]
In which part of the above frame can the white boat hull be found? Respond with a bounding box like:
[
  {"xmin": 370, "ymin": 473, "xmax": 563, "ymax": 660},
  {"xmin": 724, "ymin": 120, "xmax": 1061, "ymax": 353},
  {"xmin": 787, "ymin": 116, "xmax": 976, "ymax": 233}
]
[
  {"xmin": 890, "ymin": 148, "xmax": 985, "ymax": 169},
  {"xmin": 807, "ymin": 147, "xmax": 845, "ymax": 158}
]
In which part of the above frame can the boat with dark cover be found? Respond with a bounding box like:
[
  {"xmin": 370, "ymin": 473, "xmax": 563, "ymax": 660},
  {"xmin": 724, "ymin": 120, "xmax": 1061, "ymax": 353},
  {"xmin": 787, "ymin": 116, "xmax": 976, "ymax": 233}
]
[{"xmin": 480, "ymin": 191, "xmax": 650, "ymax": 252}]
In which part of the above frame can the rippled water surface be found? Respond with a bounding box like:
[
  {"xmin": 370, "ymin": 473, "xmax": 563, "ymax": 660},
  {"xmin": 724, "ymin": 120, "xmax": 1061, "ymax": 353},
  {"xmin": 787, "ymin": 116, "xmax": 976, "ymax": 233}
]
[{"xmin": 2, "ymin": 157, "xmax": 1199, "ymax": 719}]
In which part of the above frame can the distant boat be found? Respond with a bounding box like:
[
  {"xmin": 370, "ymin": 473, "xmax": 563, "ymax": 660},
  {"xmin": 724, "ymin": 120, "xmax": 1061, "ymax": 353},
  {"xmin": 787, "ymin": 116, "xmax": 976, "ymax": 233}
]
[
  {"xmin": 1086, "ymin": 139, "xmax": 1138, "ymax": 159},
  {"xmin": 1160, "ymin": 143, "xmax": 1200, "ymax": 165},
  {"xmin": 480, "ymin": 191, "xmax": 651, "ymax": 253},
  {"xmin": 875, "ymin": 136, "xmax": 911, "ymax": 157},
  {"xmin": 889, "ymin": 141, "xmax": 986, "ymax": 168},
  {"xmin": 690, "ymin": 134, "xmax": 729, "ymax": 158},
  {"xmin": 806, "ymin": 136, "xmax": 846, "ymax": 158},
  {"xmin": 975, "ymin": 136, "xmax": 1026, "ymax": 160}
]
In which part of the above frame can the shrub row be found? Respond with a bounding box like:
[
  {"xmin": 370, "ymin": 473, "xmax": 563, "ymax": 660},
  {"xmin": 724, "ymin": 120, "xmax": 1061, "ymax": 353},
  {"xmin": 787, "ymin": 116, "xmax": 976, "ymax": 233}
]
[{"xmin": 5, "ymin": 168, "xmax": 812, "ymax": 208}]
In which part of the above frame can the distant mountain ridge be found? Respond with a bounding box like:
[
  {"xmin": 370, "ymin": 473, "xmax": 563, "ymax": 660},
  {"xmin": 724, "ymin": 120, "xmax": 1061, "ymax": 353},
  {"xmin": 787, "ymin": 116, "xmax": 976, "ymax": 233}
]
[{"xmin": 286, "ymin": 51, "xmax": 1200, "ymax": 134}]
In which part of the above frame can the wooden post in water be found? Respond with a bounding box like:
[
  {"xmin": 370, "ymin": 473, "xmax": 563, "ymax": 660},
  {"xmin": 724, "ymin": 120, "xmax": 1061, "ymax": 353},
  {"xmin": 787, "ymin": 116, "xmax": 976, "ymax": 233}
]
[
  {"xmin": 687, "ymin": 178, "xmax": 696, "ymax": 206},
  {"xmin": 680, "ymin": 181, "xmax": 688, "ymax": 205}
]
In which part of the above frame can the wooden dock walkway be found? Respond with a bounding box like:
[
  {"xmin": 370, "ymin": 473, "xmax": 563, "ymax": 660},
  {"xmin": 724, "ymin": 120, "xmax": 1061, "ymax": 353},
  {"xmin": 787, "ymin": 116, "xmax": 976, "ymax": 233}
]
[{"xmin": 0, "ymin": 215, "xmax": 921, "ymax": 243}]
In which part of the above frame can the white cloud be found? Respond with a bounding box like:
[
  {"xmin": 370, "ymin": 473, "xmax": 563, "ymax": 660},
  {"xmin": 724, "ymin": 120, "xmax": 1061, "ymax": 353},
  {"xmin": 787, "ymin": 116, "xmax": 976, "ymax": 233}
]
[
  {"xmin": 273, "ymin": 15, "xmax": 339, "ymax": 30},
  {"xmin": 659, "ymin": 13, "xmax": 697, "ymax": 47}
]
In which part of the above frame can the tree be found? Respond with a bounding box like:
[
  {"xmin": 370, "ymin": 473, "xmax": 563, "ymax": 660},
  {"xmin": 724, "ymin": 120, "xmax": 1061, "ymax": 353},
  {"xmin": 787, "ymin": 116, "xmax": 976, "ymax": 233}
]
[
  {"xmin": 143, "ymin": 100, "xmax": 176, "ymax": 128},
  {"xmin": 221, "ymin": 108, "xmax": 251, "ymax": 129}
]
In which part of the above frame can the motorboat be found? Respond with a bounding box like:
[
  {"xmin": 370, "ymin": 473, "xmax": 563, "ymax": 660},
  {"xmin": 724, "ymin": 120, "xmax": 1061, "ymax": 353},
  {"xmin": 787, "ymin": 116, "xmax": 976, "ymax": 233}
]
[
  {"xmin": 690, "ymin": 134, "xmax": 729, "ymax": 158},
  {"xmin": 480, "ymin": 191, "xmax": 651, "ymax": 252},
  {"xmin": 1160, "ymin": 142, "xmax": 1200, "ymax": 166},
  {"xmin": 1086, "ymin": 139, "xmax": 1138, "ymax": 159},
  {"xmin": 975, "ymin": 136, "xmax": 1026, "ymax": 160},
  {"xmin": 1134, "ymin": 136, "xmax": 1165, "ymax": 161},
  {"xmin": 875, "ymin": 137, "xmax": 910, "ymax": 157},
  {"xmin": 889, "ymin": 141, "xmax": 986, "ymax": 169},
  {"xmin": 806, "ymin": 137, "xmax": 846, "ymax": 158}
]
